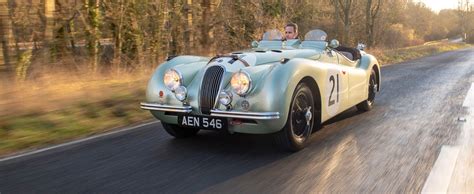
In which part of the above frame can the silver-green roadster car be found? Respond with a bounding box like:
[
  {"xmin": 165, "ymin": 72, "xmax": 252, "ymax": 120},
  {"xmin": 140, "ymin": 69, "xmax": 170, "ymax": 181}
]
[{"xmin": 141, "ymin": 29, "xmax": 381, "ymax": 151}]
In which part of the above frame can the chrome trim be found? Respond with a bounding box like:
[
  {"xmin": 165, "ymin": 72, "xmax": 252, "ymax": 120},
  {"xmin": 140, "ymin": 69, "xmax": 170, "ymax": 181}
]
[
  {"xmin": 210, "ymin": 109, "xmax": 280, "ymax": 120},
  {"xmin": 199, "ymin": 64, "xmax": 225, "ymax": 114},
  {"xmin": 212, "ymin": 65, "xmax": 227, "ymax": 109},
  {"xmin": 140, "ymin": 102, "xmax": 192, "ymax": 113}
]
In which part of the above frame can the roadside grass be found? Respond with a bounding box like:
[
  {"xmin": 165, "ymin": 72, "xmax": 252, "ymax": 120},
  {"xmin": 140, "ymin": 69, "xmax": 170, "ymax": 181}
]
[
  {"xmin": 0, "ymin": 42, "xmax": 472, "ymax": 157},
  {"xmin": 367, "ymin": 41, "xmax": 472, "ymax": 65},
  {"xmin": 0, "ymin": 74, "xmax": 153, "ymax": 156}
]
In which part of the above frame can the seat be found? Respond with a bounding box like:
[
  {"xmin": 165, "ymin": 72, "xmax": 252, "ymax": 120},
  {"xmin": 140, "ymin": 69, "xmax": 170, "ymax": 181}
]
[{"xmin": 335, "ymin": 46, "xmax": 361, "ymax": 61}]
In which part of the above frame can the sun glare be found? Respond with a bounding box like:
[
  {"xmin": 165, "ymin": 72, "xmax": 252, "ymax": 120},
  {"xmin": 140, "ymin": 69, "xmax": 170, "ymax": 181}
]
[{"xmin": 416, "ymin": 0, "xmax": 459, "ymax": 12}]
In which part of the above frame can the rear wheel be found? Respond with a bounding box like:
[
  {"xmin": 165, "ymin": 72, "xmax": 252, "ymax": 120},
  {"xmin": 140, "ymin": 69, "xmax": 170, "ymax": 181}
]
[
  {"xmin": 162, "ymin": 123, "xmax": 199, "ymax": 138},
  {"xmin": 274, "ymin": 82, "xmax": 315, "ymax": 152},
  {"xmin": 356, "ymin": 69, "xmax": 377, "ymax": 112}
]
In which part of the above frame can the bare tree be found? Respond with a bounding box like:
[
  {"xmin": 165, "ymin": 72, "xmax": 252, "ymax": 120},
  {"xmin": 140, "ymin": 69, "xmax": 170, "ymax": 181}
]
[
  {"xmin": 365, "ymin": 0, "xmax": 382, "ymax": 48},
  {"xmin": 44, "ymin": 0, "xmax": 55, "ymax": 41},
  {"xmin": 0, "ymin": 0, "xmax": 13, "ymax": 78},
  {"xmin": 184, "ymin": 0, "xmax": 194, "ymax": 51},
  {"xmin": 334, "ymin": 0, "xmax": 353, "ymax": 44},
  {"xmin": 82, "ymin": 0, "xmax": 101, "ymax": 73},
  {"xmin": 458, "ymin": 0, "xmax": 471, "ymax": 40}
]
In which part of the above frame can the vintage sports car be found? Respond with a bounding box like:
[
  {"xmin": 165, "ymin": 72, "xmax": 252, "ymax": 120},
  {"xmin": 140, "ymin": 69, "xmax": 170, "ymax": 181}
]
[{"xmin": 141, "ymin": 29, "xmax": 381, "ymax": 151}]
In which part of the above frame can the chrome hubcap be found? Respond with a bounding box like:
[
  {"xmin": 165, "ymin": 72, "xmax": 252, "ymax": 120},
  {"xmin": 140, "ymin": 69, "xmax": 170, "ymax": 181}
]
[{"xmin": 305, "ymin": 107, "xmax": 312, "ymax": 126}]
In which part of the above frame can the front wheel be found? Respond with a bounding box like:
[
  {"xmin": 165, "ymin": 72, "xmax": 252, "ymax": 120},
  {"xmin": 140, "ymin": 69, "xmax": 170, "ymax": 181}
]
[
  {"xmin": 162, "ymin": 123, "xmax": 199, "ymax": 138},
  {"xmin": 356, "ymin": 69, "xmax": 377, "ymax": 112},
  {"xmin": 274, "ymin": 82, "xmax": 315, "ymax": 152}
]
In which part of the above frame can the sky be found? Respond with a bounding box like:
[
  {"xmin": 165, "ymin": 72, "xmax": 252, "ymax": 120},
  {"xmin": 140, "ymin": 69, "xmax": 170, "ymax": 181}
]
[{"xmin": 415, "ymin": 0, "xmax": 459, "ymax": 12}]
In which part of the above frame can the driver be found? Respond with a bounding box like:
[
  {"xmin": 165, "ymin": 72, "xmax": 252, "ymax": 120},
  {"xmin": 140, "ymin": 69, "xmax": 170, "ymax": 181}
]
[{"xmin": 284, "ymin": 23, "xmax": 299, "ymax": 40}]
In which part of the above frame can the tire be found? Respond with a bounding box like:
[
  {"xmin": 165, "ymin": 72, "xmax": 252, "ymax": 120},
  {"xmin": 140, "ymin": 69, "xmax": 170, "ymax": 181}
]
[
  {"xmin": 162, "ymin": 123, "xmax": 199, "ymax": 138},
  {"xmin": 274, "ymin": 82, "xmax": 315, "ymax": 152},
  {"xmin": 356, "ymin": 69, "xmax": 377, "ymax": 112}
]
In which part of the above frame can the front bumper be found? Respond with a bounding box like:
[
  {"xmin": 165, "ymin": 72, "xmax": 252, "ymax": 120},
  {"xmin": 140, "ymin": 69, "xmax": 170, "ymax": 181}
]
[
  {"xmin": 140, "ymin": 102, "xmax": 283, "ymax": 134},
  {"xmin": 140, "ymin": 102, "xmax": 279, "ymax": 120},
  {"xmin": 210, "ymin": 110, "xmax": 279, "ymax": 120},
  {"xmin": 140, "ymin": 102, "xmax": 192, "ymax": 113}
]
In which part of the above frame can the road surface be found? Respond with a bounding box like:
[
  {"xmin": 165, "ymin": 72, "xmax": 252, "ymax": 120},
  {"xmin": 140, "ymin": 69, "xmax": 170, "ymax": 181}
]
[{"xmin": 1, "ymin": 48, "xmax": 473, "ymax": 193}]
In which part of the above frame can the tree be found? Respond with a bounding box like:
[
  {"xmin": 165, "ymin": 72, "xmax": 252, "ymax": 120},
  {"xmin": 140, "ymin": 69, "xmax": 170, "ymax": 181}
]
[
  {"xmin": 365, "ymin": 0, "xmax": 382, "ymax": 48},
  {"xmin": 458, "ymin": 0, "xmax": 471, "ymax": 41},
  {"xmin": 200, "ymin": 0, "xmax": 218, "ymax": 55},
  {"xmin": 0, "ymin": 0, "xmax": 12, "ymax": 75},
  {"xmin": 82, "ymin": 0, "xmax": 101, "ymax": 73},
  {"xmin": 334, "ymin": 0, "xmax": 353, "ymax": 44}
]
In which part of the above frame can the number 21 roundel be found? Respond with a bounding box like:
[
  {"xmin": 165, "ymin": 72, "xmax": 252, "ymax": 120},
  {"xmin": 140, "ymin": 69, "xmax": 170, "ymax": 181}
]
[{"xmin": 326, "ymin": 68, "xmax": 341, "ymax": 117}]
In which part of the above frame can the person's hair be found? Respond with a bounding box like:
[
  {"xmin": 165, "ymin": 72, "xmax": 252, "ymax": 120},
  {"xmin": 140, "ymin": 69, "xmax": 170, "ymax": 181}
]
[{"xmin": 285, "ymin": 23, "xmax": 298, "ymax": 33}]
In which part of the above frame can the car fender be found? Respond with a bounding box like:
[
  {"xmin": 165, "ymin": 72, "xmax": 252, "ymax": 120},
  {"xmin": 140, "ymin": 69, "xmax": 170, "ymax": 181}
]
[
  {"xmin": 146, "ymin": 55, "xmax": 209, "ymax": 104},
  {"xmin": 245, "ymin": 58, "xmax": 326, "ymax": 131},
  {"xmin": 359, "ymin": 54, "xmax": 381, "ymax": 92}
]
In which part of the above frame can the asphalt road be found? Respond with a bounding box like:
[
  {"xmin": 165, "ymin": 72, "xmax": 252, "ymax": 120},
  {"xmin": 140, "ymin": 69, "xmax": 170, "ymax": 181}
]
[{"xmin": 1, "ymin": 48, "xmax": 473, "ymax": 193}]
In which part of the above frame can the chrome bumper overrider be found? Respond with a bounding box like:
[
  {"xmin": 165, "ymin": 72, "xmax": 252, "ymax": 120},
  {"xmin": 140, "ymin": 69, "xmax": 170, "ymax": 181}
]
[
  {"xmin": 140, "ymin": 102, "xmax": 192, "ymax": 113},
  {"xmin": 211, "ymin": 110, "xmax": 280, "ymax": 120}
]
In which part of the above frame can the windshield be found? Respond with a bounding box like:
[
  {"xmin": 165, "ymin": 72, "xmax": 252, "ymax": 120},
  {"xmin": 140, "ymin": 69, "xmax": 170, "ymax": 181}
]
[
  {"xmin": 304, "ymin": 29, "xmax": 328, "ymax": 41},
  {"xmin": 262, "ymin": 29, "xmax": 283, "ymax": 41}
]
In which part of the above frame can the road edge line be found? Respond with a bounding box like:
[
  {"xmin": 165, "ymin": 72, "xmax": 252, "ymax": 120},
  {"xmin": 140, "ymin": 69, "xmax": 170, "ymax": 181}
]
[
  {"xmin": 421, "ymin": 146, "xmax": 460, "ymax": 194},
  {"xmin": 0, "ymin": 121, "xmax": 160, "ymax": 163}
]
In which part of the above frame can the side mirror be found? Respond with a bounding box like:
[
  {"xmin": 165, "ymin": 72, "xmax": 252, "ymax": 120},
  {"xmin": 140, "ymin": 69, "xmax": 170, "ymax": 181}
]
[
  {"xmin": 251, "ymin": 40, "xmax": 259, "ymax": 48},
  {"xmin": 329, "ymin": 39, "xmax": 340, "ymax": 49},
  {"xmin": 357, "ymin": 43, "xmax": 366, "ymax": 50}
]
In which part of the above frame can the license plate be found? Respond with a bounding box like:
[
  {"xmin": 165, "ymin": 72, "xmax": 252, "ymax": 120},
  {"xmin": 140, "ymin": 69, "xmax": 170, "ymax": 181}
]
[{"xmin": 178, "ymin": 115, "xmax": 227, "ymax": 130}]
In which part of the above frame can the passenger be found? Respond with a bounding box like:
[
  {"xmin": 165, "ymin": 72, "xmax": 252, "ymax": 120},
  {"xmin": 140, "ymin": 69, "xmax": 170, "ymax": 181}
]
[{"xmin": 284, "ymin": 23, "xmax": 299, "ymax": 40}]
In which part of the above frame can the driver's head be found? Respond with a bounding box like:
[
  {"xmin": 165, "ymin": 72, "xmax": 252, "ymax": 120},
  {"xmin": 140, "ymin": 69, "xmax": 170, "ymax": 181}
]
[{"xmin": 285, "ymin": 23, "xmax": 299, "ymax": 40}]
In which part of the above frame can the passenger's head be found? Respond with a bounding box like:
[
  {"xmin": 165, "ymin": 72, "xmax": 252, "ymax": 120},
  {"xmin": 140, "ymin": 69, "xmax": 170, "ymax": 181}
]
[{"xmin": 285, "ymin": 23, "xmax": 299, "ymax": 40}]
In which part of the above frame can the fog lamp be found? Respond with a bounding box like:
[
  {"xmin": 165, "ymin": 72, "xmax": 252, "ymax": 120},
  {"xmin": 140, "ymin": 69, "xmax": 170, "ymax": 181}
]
[
  {"xmin": 174, "ymin": 86, "xmax": 187, "ymax": 102},
  {"xmin": 218, "ymin": 91, "xmax": 233, "ymax": 106}
]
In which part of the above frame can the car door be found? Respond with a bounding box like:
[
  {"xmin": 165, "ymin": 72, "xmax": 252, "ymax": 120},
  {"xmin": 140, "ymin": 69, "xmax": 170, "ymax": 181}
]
[
  {"xmin": 335, "ymin": 52, "xmax": 368, "ymax": 106},
  {"xmin": 320, "ymin": 49, "xmax": 350, "ymax": 118}
]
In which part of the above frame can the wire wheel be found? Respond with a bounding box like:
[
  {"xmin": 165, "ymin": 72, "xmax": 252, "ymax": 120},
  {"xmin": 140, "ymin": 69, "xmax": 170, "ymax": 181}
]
[
  {"xmin": 274, "ymin": 82, "xmax": 314, "ymax": 152},
  {"xmin": 357, "ymin": 69, "xmax": 377, "ymax": 112}
]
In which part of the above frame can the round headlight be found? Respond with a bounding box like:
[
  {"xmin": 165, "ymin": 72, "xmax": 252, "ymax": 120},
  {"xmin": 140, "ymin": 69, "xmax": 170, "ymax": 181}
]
[
  {"xmin": 218, "ymin": 91, "xmax": 233, "ymax": 106},
  {"xmin": 163, "ymin": 69, "xmax": 182, "ymax": 91},
  {"xmin": 174, "ymin": 86, "xmax": 187, "ymax": 102},
  {"xmin": 230, "ymin": 71, "xmax": 252, "ymax": 96}
]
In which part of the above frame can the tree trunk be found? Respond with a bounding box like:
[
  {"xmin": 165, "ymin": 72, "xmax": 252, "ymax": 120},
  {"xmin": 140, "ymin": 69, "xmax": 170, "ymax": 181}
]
[
  {"xmin": 0, "ymin": 0, "xmax": 11, "ymax": 73},
  {"xmin": 113, "ymin": 0, "xmax": 124, "ymax": 72},
  {"xmin": 336, "ymin": 0, "xmax": 352, "ymax": 44},
  {"xmin": 168, "ymin": 0, "xmax": 183, "ymax": 56},
  {"xmin": 85, "ymin": 0, "xmax": 101, "ymax": 73},
  {"xmin": 332, "ymin": 0, "xmax": 339, "ymax": 40},
  {"xmin": 44, "ymin": 0, "xmax": 55, "ymax": 41},
  {"xmin": 366, "ymin": 0, "xmax": 372, "ymax": 46},
  {"xmin": 366, "ymin": 0, "xmax": 381, "ymax": 48},
  {"xmin": 343, "ymin": 0, "xmax": 351, "ymax": 44},
  {"xmin": 201, "ymin": 0, "xmax": 217, "ymax": 55},
  {"xmin": 184, "ymin": 0, "xmax": 193, "ymax": 52}
]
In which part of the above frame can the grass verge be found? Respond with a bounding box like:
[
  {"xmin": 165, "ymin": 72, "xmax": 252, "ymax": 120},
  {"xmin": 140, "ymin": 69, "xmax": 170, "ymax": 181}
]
[
  {"xmin": 367, "ymin": 41, "xmax": 472, "ymax": 65},
  {"xmin": 0, "ymin": 42, "xmax": 472, "ymax": 157}
]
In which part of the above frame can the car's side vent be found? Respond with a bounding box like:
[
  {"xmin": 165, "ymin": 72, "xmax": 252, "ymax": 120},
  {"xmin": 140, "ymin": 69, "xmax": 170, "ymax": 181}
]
[{"xmin": 200, "ymin": 66, "xmax": 225, "ymax": 114}]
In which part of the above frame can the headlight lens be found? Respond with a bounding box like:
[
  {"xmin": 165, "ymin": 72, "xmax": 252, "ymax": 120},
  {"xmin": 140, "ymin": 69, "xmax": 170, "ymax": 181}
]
[
  {"xmin": 174, "ymin": 86, "xmax": 187, "ymax": 102},
  {"xmin": 163, "ymin": 69, "xmax": 182, "ymax": 91},
  {"xmin": 230, "ymin": 71, "xmax": 252, "ymax": 96}
]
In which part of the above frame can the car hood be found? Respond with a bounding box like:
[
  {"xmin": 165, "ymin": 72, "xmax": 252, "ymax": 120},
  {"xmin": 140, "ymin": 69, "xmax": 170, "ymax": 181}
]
[
  {"xmin": 169, "ymin": 48, "xmax": 324, "ymax": 89},
  {"xmin": 223, "ymin": 48, "xmax": 321, "ymax": 67}
]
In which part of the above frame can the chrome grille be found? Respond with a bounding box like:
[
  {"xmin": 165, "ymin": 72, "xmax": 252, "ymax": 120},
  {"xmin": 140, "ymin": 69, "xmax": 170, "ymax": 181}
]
[{"xmin": 200, "ymin": 66, "xmax": 224, "ymax": 114}]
